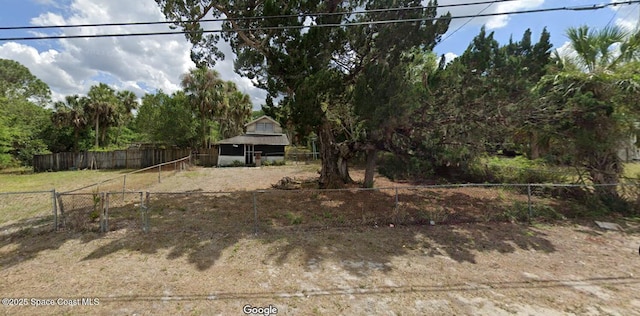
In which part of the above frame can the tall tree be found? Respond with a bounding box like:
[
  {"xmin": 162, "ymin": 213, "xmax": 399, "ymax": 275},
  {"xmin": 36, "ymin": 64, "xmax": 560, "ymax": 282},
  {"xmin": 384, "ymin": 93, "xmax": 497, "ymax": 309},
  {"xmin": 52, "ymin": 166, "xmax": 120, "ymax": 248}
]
[
  {"xmin": 0, "ymin": 59, "xmax": 50, "ymax": 105},
  {"xmin": 52, "ymin": 95, "xmax": 88, "ymax": 153},
  {"xmin": 530, "ymin": 26, "xmax": 640, "ymax": 200},
  {"xmin": 115, "ymin": 90, "xmax": 139, "ymax": 146},
  {"xmin": 135, "ymin": 90, "xmax": 199, "ymax": 147},
  {"xmin": 0, "ymin": 59, "xmax": 52, "ymax": 167},
  {"xmin": 86, "ymin": 83, "xmax": 118, "ymax": 148},
  {"xmin": 181, "ymin": 67, "xmax": 225, "ymax": 148},
  {"xmin": 156, "ymin": 0, "xmax": 450, "ymax": 188},
  {"xmin": 219, "ymin": 82, "xmax": 252, "ymax": 139}
]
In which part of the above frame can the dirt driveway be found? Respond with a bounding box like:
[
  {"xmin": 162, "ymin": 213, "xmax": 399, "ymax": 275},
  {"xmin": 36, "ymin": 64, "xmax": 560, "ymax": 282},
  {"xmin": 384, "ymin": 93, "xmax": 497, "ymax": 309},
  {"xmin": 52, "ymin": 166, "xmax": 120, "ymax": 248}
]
[{"xmin": 2, "ymin": 164, "xmax": 640, "ymax": 315}]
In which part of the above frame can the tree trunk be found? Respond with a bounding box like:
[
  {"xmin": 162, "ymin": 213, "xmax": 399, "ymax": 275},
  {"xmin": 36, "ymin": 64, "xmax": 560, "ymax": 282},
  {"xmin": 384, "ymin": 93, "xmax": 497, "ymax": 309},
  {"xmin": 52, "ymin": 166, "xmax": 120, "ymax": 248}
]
[
  {"xmin": 589, "ymin": 150, "xmax": 622, "ymax": 200},
  {"xmin": 201, "ymin": 117, "xmax": 207, "ymax": 149},
  {"xmin": 318, "ymin": 118, "xmax": 351, "ymax": 188},
  {"xmin": 529, "ymin": 132, "xmax": 540, "ymax": 160},
  {"xmin": 100, "ymin": 127, "xmax": 107, "ymax": 147},
  {"xmin": 94, "ymin": 115, "xmax": 99, "ymax": 148},
  {"xmin": 73, "ymin": 128, "xmax": 79, "ymax": 154},
  {"xmin": 363, "ymin": 146, "xmax": 377, "ymax": 188}
]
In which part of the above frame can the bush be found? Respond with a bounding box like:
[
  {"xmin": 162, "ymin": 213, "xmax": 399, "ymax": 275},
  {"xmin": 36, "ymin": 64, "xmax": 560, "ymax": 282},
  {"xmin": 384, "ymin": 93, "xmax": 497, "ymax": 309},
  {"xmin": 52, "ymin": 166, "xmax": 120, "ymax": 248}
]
[
  {"xmin": 378, "ymin": 153, "xmax": 434, "ymax": 182},
  {"xmin": 467, "ymin": 156, "xmax": 568, "ymax": 184}
]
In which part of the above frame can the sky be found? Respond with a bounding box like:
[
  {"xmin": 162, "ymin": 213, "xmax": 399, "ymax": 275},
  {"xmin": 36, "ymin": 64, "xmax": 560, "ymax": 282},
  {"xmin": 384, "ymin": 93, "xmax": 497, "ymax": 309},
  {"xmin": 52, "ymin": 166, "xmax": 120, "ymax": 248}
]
[{"xmin": 0, "ymin": 0, "xmax": 638, "ymax": 109}]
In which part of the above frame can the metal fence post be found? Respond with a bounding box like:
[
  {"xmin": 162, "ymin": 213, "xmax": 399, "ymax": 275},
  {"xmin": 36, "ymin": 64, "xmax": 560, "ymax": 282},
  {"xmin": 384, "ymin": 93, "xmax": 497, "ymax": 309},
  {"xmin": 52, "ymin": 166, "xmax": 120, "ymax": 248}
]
[
  {"xmin": 99, "ymin": 192, "xmax": 106, "ymax": 233},
  {"xmin": 253, "ymin": 191, "xmax": 258, "ymax": 235},
  {"xmin": 139, "ymin": 192, "xmax": 145, "ymax": 232},
  {"xmin": 122, "ymin": 175, "xmax": 127, "ymax": 202},
  {"xmin": 144, "ymin": 192, "xmax": 150, "ymax": 233},
  {"xmin": 527, "ymin": 184, "xmax": 532, "ymax": 222},
  {"xmin": 158, "ymin": 165, "xmax": 161, "ymax": 183},
  {"xmin": 52, "ymin": 189, "xmax": 57, "ymax": 231},
  {"xmin": 395, "ymin": 186, "xmax": 399, "ymax": 210},
  {"xmin": 104, "ymin": 193, "xmax": 110, "ymax": 232},
  {"xmin": 56, "ymin": 192, "xmax": 65, "ymax": 229}
]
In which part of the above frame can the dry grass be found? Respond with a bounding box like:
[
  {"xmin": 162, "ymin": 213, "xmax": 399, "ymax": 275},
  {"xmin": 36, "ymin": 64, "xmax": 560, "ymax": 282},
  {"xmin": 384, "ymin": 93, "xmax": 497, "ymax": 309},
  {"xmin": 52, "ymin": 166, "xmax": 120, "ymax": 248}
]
[{"xmin": 2, "ymin": 164, "xmax": 640, "ymax": 314}]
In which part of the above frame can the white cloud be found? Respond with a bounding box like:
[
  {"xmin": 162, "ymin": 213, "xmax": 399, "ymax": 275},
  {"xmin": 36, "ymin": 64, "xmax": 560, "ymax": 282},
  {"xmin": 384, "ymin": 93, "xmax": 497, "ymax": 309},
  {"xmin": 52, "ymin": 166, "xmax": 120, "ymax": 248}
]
[
  {"xmin": 0, "ymin": 42, "xmax": 86, "ymax": 95},
  {"xmin": 436, "ymin": 0, "xmax": 545, "ymax": 31},
  {"xmin": 443, "ymin": 52, "xmax": 458, "ymax": 64},
  {"xmin": 613, "ymin": 2, "xmax": 639, "ymax": 31},
  {"xmin": 1, "ymin": 0, "xmax": 267, "ymax": 108},
  {"xmin": 555, "ymin": 41, "xmax": 578, "ymax": 60}
]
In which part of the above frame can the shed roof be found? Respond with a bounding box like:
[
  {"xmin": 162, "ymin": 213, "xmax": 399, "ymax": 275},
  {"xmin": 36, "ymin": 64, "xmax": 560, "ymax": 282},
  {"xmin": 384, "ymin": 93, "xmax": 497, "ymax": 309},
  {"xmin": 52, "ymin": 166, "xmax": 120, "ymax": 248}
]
[{"xmin": 216, "ymin": 134, "xmax": 290, "ymax": 146}]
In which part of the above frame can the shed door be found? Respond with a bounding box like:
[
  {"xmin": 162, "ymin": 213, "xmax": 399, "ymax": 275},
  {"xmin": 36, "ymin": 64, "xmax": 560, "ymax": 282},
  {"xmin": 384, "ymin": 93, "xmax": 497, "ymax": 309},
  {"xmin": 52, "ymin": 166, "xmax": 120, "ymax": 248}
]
[{"xmin": 245, "ymin": 144, "xmax": 254, "ymax": 165}]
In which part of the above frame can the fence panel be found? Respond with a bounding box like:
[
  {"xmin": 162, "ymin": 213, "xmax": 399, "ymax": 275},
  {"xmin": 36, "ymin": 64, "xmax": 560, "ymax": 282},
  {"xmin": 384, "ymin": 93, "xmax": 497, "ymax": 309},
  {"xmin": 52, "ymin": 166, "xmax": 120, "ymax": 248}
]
[
  {"xmin": 34, "ymin": 148, "xmax": 198, "ymax": 172},
  {"xmin": 56, "ymin": 192, "xmax": 103, "ymax": 232},
  {"xmin": 4, "ymin": 182, "xmax": 640, "ymax": 235},
  {"xmin": 0, "ymin": 190, "xmax": 56, "ymax": 233}
]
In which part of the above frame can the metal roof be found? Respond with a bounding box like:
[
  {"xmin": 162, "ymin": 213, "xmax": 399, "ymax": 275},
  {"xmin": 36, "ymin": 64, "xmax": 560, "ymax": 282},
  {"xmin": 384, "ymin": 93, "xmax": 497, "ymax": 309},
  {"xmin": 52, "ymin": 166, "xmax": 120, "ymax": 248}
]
[{"xmin": 216, "ymin": 134, "xmax": 290, "ymax": 146}]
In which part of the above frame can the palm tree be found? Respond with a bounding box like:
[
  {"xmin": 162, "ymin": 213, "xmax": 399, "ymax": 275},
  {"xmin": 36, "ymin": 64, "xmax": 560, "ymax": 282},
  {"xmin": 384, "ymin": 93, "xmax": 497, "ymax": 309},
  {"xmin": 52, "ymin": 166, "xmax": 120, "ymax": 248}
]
[
  {"xmin": 541, "ymin": 25, "xmax": 640, "ymax": 198},
  {"xmin": 221, "ymin": 89, "xmax": 252, "ymax": 139},
  {"xmin": 181, "ymin": 68, "xmax": 225, "ymax": 148},
  {"xmin": 86, "ymin": 83, "xmax": 118, "ymax": 148},
  {"xmin": 115, "ymin": 90, "xmax": 138, "ymax": 146},
  {"xmin": 52, "ymin": 95, "xmax": 88, "ymax": 153},
  {"xmin": 564, "ymin": 25, "xmax": 639, "ymax": 73}
]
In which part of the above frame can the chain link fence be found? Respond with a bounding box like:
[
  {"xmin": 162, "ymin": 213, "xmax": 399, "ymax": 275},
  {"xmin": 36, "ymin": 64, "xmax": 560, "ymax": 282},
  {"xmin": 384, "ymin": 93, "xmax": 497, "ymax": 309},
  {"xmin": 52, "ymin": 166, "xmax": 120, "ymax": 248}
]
[
  {"xmin": 4, "ymin": 182, "xmax": 640, "ymax": 234},
  {"xmin": 0, "ymin": 190, "xmax": 57, "ymax": 234},
  {"xmin": 61, "ymin": 155, "xmax": 192, "ymax": 195},
  {"xmin": 44, "ymin": 183, "xmax": 640, "ymax": 234}
]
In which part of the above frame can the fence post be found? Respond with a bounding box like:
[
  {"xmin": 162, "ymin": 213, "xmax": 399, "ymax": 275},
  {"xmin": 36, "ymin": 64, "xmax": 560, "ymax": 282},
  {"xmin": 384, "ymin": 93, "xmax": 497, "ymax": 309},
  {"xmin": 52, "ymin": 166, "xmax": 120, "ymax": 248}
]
[
  {"xmin": 99, "ymin": 192, "xmax": 105, "ymax": 233},
  {"xmin": 158, "ymin": 165, "xmax": 161, "ymax": 183},
  {"xmin": 144, "ymin": 192, "xmax": 150, "ymax": 233},
  {"xmin": 56, "ymin": 192, "xmax": 65, "ymax": 229},
  {"xmin": 122, "ymin": 175, "xmax": 127, "ymax": 202},
  {"xmin": 52, "ymin": 189, "xmax": 57, "ymax": 231},
  {"xmin": 253, "ymin": 191, "xmax": 258, "ymax": 235},
  {"xmin": 104, "ymin": 193, "xmax": 110, "ymax": 232},
  {"xmin": 139, "ymin": 192, "xmax": 145, "ymax": 232},
  {"xmin": 395, "ymin": 187, "xmax": 399, "ymax": 210},
  {"xmin": 527, "ymin": 184, "xmax": 532, "ymax": 222}
]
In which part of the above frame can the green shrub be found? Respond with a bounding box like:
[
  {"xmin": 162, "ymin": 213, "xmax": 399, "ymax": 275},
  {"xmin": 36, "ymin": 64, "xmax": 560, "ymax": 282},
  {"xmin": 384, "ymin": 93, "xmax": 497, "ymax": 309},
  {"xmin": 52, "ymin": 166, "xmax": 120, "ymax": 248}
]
[
  {"xmin": 378, "ymin": 153, "xmax": 434, "ymax": 182},
  {"xmin": 467, "ymin": 156, "xmax": 568, "ymax": 184},
  {"xmin": 231, "ymin": 160, "xmax": 244, "ymax": 167}
]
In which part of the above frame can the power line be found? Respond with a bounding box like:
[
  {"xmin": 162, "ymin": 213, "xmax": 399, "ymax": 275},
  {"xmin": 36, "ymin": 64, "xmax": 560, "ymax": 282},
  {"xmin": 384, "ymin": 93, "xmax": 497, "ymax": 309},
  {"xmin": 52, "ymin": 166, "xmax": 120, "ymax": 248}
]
[
  {"xmin": 1, "ymin": 1, "xmax": 638, "ymax": 41},
  {"xmin": 0, "ymin": 0, "xmax": 520, "ymax": 31},
  {"xmin": 440, "ymin": 2, "xmax": 494, "ymax": 43}
]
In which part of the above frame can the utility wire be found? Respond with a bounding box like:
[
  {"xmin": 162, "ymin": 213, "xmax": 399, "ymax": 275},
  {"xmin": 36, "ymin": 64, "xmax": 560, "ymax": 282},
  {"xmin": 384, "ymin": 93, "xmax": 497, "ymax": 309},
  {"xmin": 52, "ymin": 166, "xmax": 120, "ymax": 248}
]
[
  {"xmin": 0, "ymin": 1, "xmax": 638, "ymax": 41},
  {"xmin": 0, "ymin": 0, "xmax": 520, "ymax": 31},
  {"xmin": 440, "ymin": 2, "xmax": 494, "ymax": 43}
]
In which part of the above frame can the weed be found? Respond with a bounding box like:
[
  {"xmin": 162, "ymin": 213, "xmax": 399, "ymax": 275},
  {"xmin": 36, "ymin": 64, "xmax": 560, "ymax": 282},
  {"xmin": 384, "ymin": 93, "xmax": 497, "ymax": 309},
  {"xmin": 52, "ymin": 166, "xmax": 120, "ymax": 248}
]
[{"xmin": 285, "ymin": 212, "xmax": 303, "ymax": 225}]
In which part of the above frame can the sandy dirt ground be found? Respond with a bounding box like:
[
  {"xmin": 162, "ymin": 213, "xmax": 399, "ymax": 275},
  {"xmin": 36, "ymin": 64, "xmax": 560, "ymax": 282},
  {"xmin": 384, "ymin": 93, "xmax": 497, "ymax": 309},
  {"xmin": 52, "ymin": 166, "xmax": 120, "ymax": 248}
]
[{"xmin": 2, "ymin": 164, "xmax": 640, "ymax": 315}]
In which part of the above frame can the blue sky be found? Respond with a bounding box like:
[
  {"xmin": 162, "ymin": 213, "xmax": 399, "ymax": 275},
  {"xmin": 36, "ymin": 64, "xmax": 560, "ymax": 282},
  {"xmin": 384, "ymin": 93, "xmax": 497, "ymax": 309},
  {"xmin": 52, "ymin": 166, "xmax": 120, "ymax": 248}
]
[{"xmin": 0, "ymin": 0, "xmax": 638, "ymax": 107}]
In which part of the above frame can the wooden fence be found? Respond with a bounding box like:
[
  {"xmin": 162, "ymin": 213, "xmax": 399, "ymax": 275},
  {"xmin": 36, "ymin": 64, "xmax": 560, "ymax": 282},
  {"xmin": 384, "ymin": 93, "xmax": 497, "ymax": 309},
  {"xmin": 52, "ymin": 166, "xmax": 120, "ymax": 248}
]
[{"xmin": 33, "ymin": 148, "xmax": 219, "ymax": 172}]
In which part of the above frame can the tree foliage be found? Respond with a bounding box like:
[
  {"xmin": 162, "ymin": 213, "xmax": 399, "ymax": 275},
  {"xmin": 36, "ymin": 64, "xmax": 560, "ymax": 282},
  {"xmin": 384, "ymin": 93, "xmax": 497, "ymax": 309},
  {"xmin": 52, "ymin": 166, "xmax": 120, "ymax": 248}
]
[
  {"xmin": 135, "ymin": 90, "xmax": 199, "ymax": 147},
  {"xmin": 377, "ymin": 27, "xmax": 553, "ymax": 181},
  {"xmin": 0, "ymin": 58, "xmax": 51, "ymax": 105},
  {"xmin": 155, "ymin": 0, "xmax": 451, "ymax": 188},
  {"xmin": 0, "ymin": 59, "xmax": 52, "ymax": 168}
]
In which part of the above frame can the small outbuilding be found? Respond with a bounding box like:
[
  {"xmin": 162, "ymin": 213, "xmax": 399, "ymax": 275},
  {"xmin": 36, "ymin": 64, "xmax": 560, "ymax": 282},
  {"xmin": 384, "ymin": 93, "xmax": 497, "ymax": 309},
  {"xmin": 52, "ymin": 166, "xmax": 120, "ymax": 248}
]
[{"xmin": 216, "ymin": 115, "xmax": 290, "ymax": 166}]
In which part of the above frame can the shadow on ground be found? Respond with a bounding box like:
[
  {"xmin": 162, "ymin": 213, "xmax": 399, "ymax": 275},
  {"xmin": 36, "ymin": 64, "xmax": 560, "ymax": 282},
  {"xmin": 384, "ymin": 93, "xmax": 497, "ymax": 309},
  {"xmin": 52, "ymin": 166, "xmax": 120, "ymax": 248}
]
[{"xmin": 0, "ymin": 187, "xmax": 569, "ymax": 273}]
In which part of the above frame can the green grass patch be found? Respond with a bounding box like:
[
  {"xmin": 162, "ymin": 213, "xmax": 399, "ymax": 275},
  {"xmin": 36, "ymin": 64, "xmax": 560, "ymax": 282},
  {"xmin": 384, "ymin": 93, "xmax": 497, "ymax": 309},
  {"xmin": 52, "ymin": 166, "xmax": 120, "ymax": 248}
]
[{"xmin": 0, "ymin": 169, "xmax": 133, "ymax": 192}]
